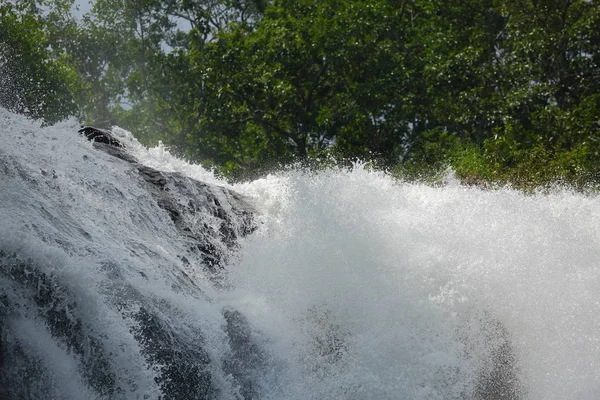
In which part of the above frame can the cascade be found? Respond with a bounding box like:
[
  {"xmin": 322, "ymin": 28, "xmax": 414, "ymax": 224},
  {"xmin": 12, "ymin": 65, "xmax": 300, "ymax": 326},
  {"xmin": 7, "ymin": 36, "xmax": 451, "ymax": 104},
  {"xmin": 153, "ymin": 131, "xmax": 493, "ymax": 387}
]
[{"xmin": 1, "ymin": 108, "xmax": 600, "ymax": 399}]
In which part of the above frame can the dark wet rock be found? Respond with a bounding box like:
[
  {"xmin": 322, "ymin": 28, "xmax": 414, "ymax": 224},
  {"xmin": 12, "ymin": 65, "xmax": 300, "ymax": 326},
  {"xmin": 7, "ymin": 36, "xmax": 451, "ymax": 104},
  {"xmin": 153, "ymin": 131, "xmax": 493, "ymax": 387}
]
[
  {"xmin": 130, "ymin": 307, "xmax": 216, "ymax": 400},
  {"xmin": 138, "ymin": 168, "xmax": 255, "ymax": 272},
  {"xmin": 0, "ymin": 251, "xmax": 117, "ymax": 399},
  {"xmin": 133, "ymin": 163, "xmax": 255, "ymax": 273},
  {"xmin": 222, "ymin": 308, "xmax": 266, "ymax": 400},
  {"xmin": 78, "ymin": 126, "xmax": 123, "ymax": 148},
  {"xmin": 92, "ymin": 141, "xmax": 138, "ymax": 163},
  {"xmin": 0, "ymin": 250, "xmax": 221, "ymax": 399},
  {"xmin": 0, "ymin": 340, "xmax": 53, "ymax": 400},
  {"xmin": 83, "ymin": 127, "xmax": 255, "ymax": 273}
]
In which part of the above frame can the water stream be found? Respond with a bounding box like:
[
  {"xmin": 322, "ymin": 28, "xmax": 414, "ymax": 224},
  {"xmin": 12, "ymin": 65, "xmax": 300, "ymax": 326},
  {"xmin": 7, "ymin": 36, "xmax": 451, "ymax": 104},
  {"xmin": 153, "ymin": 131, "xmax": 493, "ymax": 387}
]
[{"xmin": 1, "ymin": 108, "xmax": 599, "ymax": 399}]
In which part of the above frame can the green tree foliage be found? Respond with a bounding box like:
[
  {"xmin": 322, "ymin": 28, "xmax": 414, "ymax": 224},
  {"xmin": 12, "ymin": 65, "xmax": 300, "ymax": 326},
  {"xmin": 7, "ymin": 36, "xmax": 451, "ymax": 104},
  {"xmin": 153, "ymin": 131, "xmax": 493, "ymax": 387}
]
[
  {"xmin": 195, "ymin": 0, "xmax": 600, "ymax": 183},
  {"xmin": 197, "ymin": 0, "xmax": 422, "ymax": 175},
  {"xmin": 2, "ymin": 0, "xmax": 599, "ymax": 186},
  {"xmin": 72, "ymin": 0, "xmax": 265, "ymax": 146},
  {"xmin": 411, "ymin": 0, "xmax": 600, "ymax": 186},
  {"xmin": 0, "ymin": 1, "xmax": 78, "ymax": 124}
]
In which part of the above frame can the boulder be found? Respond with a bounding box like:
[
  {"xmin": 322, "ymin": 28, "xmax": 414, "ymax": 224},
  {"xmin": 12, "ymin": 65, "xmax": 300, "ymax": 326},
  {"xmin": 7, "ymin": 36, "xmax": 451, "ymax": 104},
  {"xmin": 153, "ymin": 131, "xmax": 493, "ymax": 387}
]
[{"xmin": 78, "ymin": 126, "xmax": 123, "ymax": 148}]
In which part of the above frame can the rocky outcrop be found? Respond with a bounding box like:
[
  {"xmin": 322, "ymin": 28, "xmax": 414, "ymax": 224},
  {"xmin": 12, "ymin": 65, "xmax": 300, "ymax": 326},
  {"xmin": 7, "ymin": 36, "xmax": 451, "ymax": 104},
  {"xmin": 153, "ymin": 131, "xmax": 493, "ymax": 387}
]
[
  {"xmin": 85, "ymin": 131, "xmax": 255, "ymax": 274},
  {"xmin": 222, "ymin": 308, "xmax": 266, "ymax": 400},
  {"xmin": 133, "ymin": 163, "xmax": 254, "ymax": 272}
]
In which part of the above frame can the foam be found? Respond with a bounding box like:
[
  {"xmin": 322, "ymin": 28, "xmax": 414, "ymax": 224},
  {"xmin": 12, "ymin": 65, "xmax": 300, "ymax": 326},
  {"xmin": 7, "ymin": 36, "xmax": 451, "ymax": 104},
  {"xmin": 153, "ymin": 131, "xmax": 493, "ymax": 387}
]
[{"xmin": 229, "ymin": 165, "xmax": 600, "ymax": 399}]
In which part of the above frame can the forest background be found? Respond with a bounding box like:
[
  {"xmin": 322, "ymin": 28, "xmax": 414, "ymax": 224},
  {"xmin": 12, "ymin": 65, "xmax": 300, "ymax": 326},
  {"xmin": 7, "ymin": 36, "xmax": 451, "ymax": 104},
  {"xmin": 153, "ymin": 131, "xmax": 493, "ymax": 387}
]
[{"xmin": 1, "ymin": 0, "xmax": 599, "ymax": 187}]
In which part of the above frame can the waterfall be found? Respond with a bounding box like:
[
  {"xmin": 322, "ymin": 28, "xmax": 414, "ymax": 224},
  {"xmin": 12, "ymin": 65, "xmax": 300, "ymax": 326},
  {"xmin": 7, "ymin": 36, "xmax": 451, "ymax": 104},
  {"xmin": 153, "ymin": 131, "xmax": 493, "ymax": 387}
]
[{"xmin": 1, "ymin": 107, "xmax": 600, "ymax": 399}]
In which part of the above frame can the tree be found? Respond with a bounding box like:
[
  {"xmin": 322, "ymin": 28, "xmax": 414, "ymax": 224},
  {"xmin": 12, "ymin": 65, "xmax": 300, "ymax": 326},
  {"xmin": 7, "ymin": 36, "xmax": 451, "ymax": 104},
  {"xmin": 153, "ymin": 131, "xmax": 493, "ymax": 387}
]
[
  {"xmin": 72, "ymin": 0, "xmax": 265, "ymax": 147},
  {"xmin": 0, "ymin": 1, "xmax": 78, "ymax": 124},
  {"xmin": 396, "ymin": 0, "xmax": 600, "ymax": 185},
  {"xmin": 197, "ymin": 0, "xmax": 423, "ymax": 176},
  {"xmin": 464, "ymin": 0, "xmax": 600, "ymax": 185}
]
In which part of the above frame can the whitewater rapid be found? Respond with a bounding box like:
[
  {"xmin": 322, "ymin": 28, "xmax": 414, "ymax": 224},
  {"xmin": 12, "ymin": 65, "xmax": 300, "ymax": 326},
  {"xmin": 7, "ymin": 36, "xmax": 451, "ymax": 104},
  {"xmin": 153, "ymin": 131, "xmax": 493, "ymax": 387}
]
[
  {"xmin": 1, "ymin": 107, "xmax": 600, "ymax": 399},
  {"xmin": 231, "ymin": 167, "xmax": 600, "ymax": 400}
]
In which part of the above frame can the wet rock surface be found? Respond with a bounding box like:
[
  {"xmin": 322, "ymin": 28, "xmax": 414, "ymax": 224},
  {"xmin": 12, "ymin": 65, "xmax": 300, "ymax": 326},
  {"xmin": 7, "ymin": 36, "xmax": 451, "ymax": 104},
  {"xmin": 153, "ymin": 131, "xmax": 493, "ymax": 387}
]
[
  {"xmin": 222, "ymin": 308, "xmax": 266, "ymax": 400},
  {"xmin": 90, "ymin": 139, "xmax": 255, "ymax": 274},
  {"xmin": 78, "ymin": 126, "xmax": 124, "ymax": 148},
  {"xmin": 0, "ymin": 252, "xmax": 117, "ymax": 398}
]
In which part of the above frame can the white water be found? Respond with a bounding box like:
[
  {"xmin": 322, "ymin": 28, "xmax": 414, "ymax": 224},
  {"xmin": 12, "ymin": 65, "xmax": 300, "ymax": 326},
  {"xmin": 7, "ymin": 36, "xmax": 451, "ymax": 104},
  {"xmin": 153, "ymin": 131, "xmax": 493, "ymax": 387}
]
[
  {"xmin": 2, "ymin": 108, "xmax": 600, "ymax": 399},
  {"xmin": 233, "ymin": 168, "xmax": 600, "ymax": 400}
]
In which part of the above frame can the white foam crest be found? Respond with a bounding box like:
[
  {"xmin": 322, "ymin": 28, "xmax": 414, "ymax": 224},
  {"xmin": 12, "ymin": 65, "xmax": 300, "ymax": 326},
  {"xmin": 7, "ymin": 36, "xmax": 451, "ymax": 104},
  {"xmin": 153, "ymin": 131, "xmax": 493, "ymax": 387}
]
[
  {"xmin": 229, "ymin": 164, "xmax": 600, "ymax": 400},
  {"xmin": 110, "ymin": 126, "xmax": 226, "ymax": 186}
]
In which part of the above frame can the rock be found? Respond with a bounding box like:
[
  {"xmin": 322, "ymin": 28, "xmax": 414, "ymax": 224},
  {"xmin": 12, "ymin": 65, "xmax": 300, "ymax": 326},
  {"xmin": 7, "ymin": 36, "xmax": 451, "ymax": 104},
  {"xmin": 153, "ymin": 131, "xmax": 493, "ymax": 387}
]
[
  {"xmin": 78, "ymin": 126, "xmax": 123, "ymax": 148},
  {"xmin": 129, "ymin": 306, "xmax": 215, "ymax": 399},
  {"xmin": 222, "ymin": 308, "xmax": 266, "ymax": 400},
  {"xmin": 80, "ymin": 127, "xmax": 255, "ymax": 273},
  {"xmin": 0, "ymin": 251, "xmax": 117, "ymax": 398}
]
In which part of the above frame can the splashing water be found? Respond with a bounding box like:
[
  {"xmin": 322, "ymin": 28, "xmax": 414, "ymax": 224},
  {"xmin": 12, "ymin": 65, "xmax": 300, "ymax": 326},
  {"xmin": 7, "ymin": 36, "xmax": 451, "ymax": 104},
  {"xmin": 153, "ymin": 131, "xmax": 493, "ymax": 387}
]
[
  {"xmin": 1, "ymin": 107, "xmax": 600, "ymax": 399},
  {"xmin": 229, "ymin": 167, "xmax": 600, "ymax": 400}
]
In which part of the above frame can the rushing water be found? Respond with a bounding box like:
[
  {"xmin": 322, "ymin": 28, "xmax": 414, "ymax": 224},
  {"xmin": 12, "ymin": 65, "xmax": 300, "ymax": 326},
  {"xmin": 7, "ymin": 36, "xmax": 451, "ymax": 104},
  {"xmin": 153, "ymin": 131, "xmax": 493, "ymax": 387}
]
[{"xmin": 1, "ymin": 107, "xmax": 600, "ymax": 399}]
